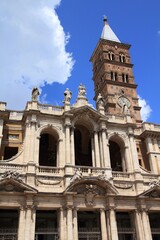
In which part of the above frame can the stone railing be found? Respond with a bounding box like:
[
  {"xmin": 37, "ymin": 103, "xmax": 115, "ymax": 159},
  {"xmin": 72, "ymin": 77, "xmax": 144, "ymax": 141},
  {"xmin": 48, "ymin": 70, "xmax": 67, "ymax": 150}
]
[
  {"xmin": 78, "ymin": 227, "xmax": 100, "ymax": 233},
  {"xmin": 0, "ymin": 163, "xmax": 26, "ymax": 173},
  {"xmin": 118, "ymin": 227, "xmax": 135, "ymax": 233},
  {"xmin": 0, "ymin": 227, "xmax": 17, "ymax": 233},
  {"xmin": 112, "ymin": 171, "xmax": 132, "ymax": 179},
  {"xmin": 142, "ymin": 173, "xmax": 159, "ymax": 182},
  {"xmin": 151, "ymin": 228, "xmax": 160, "ymax": 234},
  {"xmin": 38, "ymin": 104, "xmax": 64, "ymax": 115},
  {"xmin": 36, "ymin": 166, "xmax": 64, "ymax": 176},
  {"xmin": 74, "ymin": 166, "xmax": 106, "ymax": 176}
]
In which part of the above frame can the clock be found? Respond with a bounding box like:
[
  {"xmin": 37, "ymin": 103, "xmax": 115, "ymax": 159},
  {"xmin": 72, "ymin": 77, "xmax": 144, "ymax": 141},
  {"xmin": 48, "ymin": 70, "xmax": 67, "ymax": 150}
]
[{"xmin": 118, "ymin": 96, "xmax": 131, "ymax": 108}]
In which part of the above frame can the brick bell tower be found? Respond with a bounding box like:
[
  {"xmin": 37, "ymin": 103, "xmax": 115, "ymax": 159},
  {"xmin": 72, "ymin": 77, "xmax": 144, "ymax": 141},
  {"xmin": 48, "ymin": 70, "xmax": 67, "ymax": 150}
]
[{"xmin": 90, "ymin": 17, "xmax": 142, "ymax": 124}]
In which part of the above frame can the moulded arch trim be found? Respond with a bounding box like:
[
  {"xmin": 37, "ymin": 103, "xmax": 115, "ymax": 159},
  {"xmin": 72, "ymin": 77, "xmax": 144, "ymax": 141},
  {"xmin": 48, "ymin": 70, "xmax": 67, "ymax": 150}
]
[
  {"xmin": 65, "ymin": 178, "xmax": 118, "ymax": 195},
  {"xmin": 72, "ymin": 114, "xmax": 97, "ymax": 133},
  {"xmin": 108, "ymin": 132, "xmax": 127, "ymax": 148},
  {"xmin": 36, "ymin": 124, "xmax": 63, "ymax": 140}
]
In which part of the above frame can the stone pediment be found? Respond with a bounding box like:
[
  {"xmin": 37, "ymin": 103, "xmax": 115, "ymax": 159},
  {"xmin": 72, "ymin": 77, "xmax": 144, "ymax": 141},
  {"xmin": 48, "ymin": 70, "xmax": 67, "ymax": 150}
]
[
  {"xmin": 0, "ymin": 178, "xmax": 37, "ymax": 193},
  {"xmin": 65, "ymin": 177, "xmax": 118, "ymax": 196},
  {"xmin": 138, "ymin": 183, "xmax": 160, "ymax": 199},
  {"xmin": 69, "ymin": 105, "xmax": 108, "ymax": 122},
  {"xmin": 65, "ymin": 178, "xmax": 118, "ymax": 206}
]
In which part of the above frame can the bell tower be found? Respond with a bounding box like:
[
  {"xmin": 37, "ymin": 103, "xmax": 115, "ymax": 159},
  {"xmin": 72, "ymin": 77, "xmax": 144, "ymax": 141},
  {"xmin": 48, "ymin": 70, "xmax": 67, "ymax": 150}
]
[{"xmin": 90, "ymin": 17, "xmax": 142, "ymax": 124}]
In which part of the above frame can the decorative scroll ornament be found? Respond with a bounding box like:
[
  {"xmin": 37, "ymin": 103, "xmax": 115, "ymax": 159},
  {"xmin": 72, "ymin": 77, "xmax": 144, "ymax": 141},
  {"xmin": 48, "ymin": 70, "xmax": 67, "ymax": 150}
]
[{"xmin": 0, "ymin": 171, "xmax": 22, "ymax": 182}]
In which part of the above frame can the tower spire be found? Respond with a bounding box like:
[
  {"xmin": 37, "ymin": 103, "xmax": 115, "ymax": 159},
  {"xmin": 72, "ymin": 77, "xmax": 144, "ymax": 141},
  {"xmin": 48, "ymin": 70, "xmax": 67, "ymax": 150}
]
[{"xmin": 101, "ymin": 16, "xmax": 120, "ymax": 43}]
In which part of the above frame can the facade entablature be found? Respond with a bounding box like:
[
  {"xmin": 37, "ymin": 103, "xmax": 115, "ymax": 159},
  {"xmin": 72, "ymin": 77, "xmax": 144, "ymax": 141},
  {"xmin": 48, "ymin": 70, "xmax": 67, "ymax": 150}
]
[
  {"xmin": 25, "ymin": 101, "xmax": 64, "ymax": 116},
  {"xmin": 141, "ymin": 122, "xmax": 160, "ymax": 136}
]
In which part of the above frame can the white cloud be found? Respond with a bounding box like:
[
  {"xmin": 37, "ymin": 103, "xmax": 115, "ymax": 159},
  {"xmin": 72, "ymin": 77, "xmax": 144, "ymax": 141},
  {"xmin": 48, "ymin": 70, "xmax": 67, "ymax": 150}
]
[
  {"xmin": 138, "ymin": 95, "xmax": 152, "ymax": 122},
  {"xmin": 0, "ymin": 0, "xmax": 74, "ymax": 109}
]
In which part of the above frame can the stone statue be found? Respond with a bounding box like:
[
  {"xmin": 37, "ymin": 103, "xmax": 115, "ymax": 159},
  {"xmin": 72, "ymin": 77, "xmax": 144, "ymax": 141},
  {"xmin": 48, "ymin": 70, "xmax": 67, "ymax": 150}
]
[
  {"xmin": 96, "ymin": 93, "xmax": 104, "ymax": 107},
  {"xmin": 64, "ymin": 88, "xmax": 72, "ymax": 103},
  {"xmin": 78, "ymin": 84, "xmax": 86, "ymax": 96},
  {"xmin": 70, "ymin": 168, "xmax": 83, "ymax": 184},
  {"xmin": 32, "ymin": 87, "xmax": 40, "ymax": 101}
]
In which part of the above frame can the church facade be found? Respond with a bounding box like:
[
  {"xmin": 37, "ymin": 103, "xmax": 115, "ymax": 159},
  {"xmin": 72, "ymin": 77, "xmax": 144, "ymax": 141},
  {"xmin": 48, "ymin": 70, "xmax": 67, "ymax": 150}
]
[{"xmin": 0, "ymin": 18, "xmax": 160, "ymax": 240}]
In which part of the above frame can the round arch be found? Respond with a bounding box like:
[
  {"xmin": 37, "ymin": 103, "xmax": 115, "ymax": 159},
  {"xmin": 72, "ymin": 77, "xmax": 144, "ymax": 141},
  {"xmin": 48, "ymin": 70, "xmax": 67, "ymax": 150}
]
[
  {"xmin": 37, "ymin": 124, "xmax": 62, "ymax": 167},
  {"xmin": 108, "ymin": 133, "xmax": 127, "ymax": 172}
]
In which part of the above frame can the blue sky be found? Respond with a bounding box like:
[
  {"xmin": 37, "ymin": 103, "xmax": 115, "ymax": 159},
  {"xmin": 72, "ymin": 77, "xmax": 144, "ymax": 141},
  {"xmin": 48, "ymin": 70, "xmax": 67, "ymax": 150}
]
[{"xmin": 0, "ymin": 0, "xmax": 160, "ymax": 123}]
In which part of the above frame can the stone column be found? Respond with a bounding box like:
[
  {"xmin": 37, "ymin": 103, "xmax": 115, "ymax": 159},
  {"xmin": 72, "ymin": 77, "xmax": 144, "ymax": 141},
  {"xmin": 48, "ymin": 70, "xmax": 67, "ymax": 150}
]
[
  {"xmin": 109, "ymin": 208, "xmax": 118, "ymax": 240},
  {"xmin": 141, "ymin": 210, "xmax": 152, "ymax": 240},
  {"xmin": 67, "ymin": 207, "xmax": 73, "ymax": 240},
  {"xmin": 91, "ymin": 135, "xmax": 95, "ymax": 167},
  {"xmin": 70, "ymin": 127, "xmax": 75, "ymax": 166},
  {"xmin": 73, "ymin": 208, "xmax": 78, "ymax": 240},
  {"xmin": 99, "ymin": 131, "xmax": 104, "ymax": 167},
  {"xmin": 106, "ymin": 134, "xmax": 111, "ymax": 168},
  {"xmin": 94, "ymin": 131, "xmax": 100, "ymax": 167},
  {"xmin": 146, "ymin": 137, "xmax": 158, "ymax": 173},
  {"xmin": 129, "ymin": 132, "xmax": 140, "ymax": 171},
  {"xmin": 0, "ymin": 119, "xmax": 4, "ymax": 149},
  {"xmin": 24, "ymin": 206, "xmax": 35, "ymax": 240},
  {"xmin": 59, "ymin": 208, "xmax": 66, "ymax": 240},
  {"xmin": 65, "ymin": 124, "xmax": 71, "ymax": 164},
  {"xmin": 134, "ymin": 210, "xmax": 145, "ymax": 240},
  {"xmin": 124, "ymin": 146, "xmax": 133, "ymax": 172},
  {"xmin": 30, "ymin": 118, "xmax": 37, "ymax": 163},
  {"xmin": 30, "ymin": 207, "xmax": 36, "ymax": 240},
  {"xmin": 58, "ymin": 139, "xmax": 63, "ymax": 167},
  {"xmin": 17, "ymin": 207, "xmax": 25, "ymax": 240},
  {"xmin": 101, "ymin": 129, "xmax": 110, "ymax": 168},
  {"xmin": 100, "ymin": 209, "xmax": 108, "ymax": 240},
  {"xmin": 23, "ymin": 121, "xmax": 31, "ymax": 163},
  {"xmin": 106, "ymin": 210, "xmax": 111, "ymax": 240}
]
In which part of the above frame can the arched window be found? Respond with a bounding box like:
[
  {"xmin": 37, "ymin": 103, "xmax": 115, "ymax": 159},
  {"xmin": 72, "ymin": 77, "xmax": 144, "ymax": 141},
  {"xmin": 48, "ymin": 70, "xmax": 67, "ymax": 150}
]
[
  {"xmin": 108, "ymin": 51, "xmax": 115, "ymax": 61},
  {"xmin": 39, "ymin": 133, "xmax": 57, "ymax": 167},
  {"xmin": 74, "ymin": 125, "xmax": 92, "ymax": 166},
  {"xmin": 119, "ymin": 53, "xmax": 125, "ymax": 63},
  {"xmin": 109, "ymin": 140, "xmax": 123, "ymax": 171}
]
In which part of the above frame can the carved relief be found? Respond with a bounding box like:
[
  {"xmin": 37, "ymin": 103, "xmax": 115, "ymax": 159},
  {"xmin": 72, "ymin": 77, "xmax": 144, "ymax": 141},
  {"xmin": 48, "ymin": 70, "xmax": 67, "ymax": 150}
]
[
  {"xmin": 0, "ymin": 170, "xmax": 22, "ymax": 182},
  {"xmin": 36, "ymin": 177, "xmax": 63, "ymax": 186},
  {"xmin": 70, "ymin": 169, "xmax": 83, "ymax": 184},
  {"xmin": 85, "ymin": 185, "xmax": 98, "ymax": 206}
]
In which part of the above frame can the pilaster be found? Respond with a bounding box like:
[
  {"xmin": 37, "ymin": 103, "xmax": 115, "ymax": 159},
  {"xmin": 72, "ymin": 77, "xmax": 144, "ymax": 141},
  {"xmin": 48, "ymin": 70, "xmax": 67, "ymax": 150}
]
[
  {"xmin": 100, "ymin": 208, "xmax": 108, "ymax": 240},
  {"xmin": 94, "ymin": 131, "xmax": 100, "ymax": 167}
]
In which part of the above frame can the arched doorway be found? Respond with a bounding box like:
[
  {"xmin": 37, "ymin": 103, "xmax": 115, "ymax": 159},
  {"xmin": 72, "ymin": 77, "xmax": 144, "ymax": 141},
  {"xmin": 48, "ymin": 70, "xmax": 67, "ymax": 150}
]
[
  {"xmin": 39, "ymin": 132, "xmax": 57, "ymax": 167},
  {"xmin": 74, "ymin": 125, "xmax": 92, "ymax": 166},
  {"xmin": 109, "ymin": 140, "xmax": 123, "ymax": 171}
]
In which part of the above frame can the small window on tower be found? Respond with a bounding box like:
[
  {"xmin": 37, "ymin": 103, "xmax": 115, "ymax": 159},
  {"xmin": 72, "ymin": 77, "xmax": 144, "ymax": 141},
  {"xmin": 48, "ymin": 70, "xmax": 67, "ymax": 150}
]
[
  {"xmin": 122, "ymin": 74, "xmax": 129, "ymax": 83},
  {"xmin": 119, "ymin": 53, "xmax": 125, "ymax": 63},
  {"xmin": 108, "ymin": 51, "xmax": 115, "ymax": 61},
  {"xmin": 111, "ymin": 72, "xmax": 117, "ymax": 81}
]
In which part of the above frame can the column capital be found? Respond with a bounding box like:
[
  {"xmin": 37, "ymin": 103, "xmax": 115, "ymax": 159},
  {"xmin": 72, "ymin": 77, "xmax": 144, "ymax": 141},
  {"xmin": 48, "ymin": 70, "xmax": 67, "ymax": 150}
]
[{"xmin": 100, "ymin": 208, "xmax": 106, "ymax": 212}]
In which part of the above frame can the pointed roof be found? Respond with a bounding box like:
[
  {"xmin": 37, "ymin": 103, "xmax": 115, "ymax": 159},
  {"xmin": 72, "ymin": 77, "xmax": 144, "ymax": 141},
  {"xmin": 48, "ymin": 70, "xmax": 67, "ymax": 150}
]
[{"xmin": 101, "ymin": 16, "xmax": 121, "ymax": 43}]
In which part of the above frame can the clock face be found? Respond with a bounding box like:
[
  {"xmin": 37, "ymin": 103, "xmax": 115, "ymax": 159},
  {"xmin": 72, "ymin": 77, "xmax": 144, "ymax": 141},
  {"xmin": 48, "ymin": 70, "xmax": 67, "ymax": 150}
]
[{"xmin": 118, "ymin": 97, "xmax": 131, "ymax": 108}]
